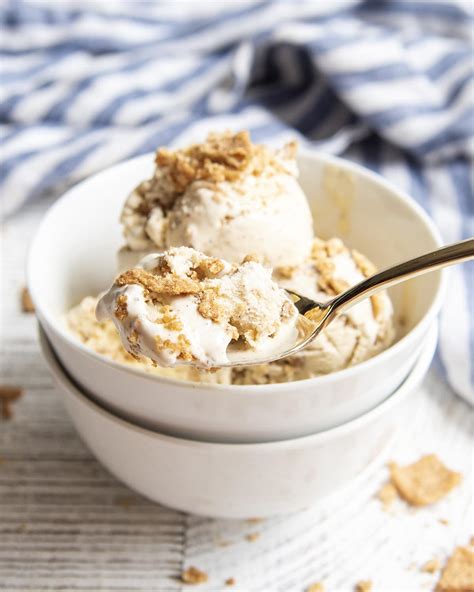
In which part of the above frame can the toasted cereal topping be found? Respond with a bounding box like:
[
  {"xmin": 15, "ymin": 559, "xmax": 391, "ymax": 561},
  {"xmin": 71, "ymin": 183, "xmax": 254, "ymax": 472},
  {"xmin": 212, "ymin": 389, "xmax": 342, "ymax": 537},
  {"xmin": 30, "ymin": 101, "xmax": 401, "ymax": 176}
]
[
  {"xmin": 116, "ymin": 268, "xmax": 200, "ymax": 300},
  {"xmin": 155, "ymin": 131, "xmax": 297, "ymax": 193},
  {"xmin": 115, "ymin": 294, "xmax": 128, "ymax": 320}
]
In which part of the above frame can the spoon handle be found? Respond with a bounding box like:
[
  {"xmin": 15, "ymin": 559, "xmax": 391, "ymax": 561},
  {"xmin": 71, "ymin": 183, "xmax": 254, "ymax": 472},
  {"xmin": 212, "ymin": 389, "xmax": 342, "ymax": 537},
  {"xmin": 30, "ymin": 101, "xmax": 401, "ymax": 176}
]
[{"xmin": 329, "ymin": 238, "xmax": 474, "ymax": 315}]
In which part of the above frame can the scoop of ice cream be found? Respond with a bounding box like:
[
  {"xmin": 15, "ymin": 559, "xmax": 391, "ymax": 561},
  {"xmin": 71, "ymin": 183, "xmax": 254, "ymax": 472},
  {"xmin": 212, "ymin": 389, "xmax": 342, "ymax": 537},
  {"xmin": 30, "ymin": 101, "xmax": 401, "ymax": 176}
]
[
  {"xmin": 119, "ymin": 131, "xmax": 314, "ymax": 268},
  {"xmin": 275, "ymin": 237, "xmax": 395, "ymax": 373},
  {"xmin": 97, "ymin": 247, "xmax": 299, "ymax": 368},
  {"xmin": 232, "ymin": 237, "xmax": 395, "ymax": 382}
]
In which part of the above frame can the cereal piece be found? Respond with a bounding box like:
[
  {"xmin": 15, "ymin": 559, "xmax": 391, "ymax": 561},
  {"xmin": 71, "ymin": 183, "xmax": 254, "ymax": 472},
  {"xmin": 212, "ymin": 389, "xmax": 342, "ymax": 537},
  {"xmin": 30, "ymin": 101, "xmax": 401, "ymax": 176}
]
[
  {"xmin": 242, "ymin": 253, "xmax": 261, "ymax": 264},
  {"xmin": 389, "ymin": 455, "xmax": 462, "ymax": 506},
  {"xmin": 370, "ymin": 293, "xmax": 385, "ymax": 321},
  {"xmin": 245, "ymin": 532, "xmax": 260, "ymax": 542},
  {"xmin": 20, "ymin": 287, "xmax": 35, "ymax": 313},
  {"xmin": 422, "ymin": 558, "xmax": 440, "ymax": 573},
  {"xmin": 352, "ymin": 250, "xmax": 376, "ymax": 277},
  {"xmin": 197, "ymin": 288, "xmax": 229, "ymax": 324},
  {"xmin": 307, "ymin": 583, "xmax": 325, "ymax": 592},
  {"xmin": 155, "ymin": 131, "xmax": 294, "ymax": 194},
  {"xmin": 246, "ymin": 517, "xmax": 264, "ymax": 524},
  {"xmin": 439, "ymin": 518, "xmax": 449, "ymax": 526},
  {"xmin": 436, "ymin": 546, "xmax": 474, "ymax": 591},
  {"xmin": 196, "ymin": 257, "xmax": 225, "ymax": 278},
  {"xmin": 115, "ymin": 294, "xmax": 128, "ymax": 320},
  {"xmin": 355, "ymin": 581, "xmax": 372, "ymax": 592},
  {"xmin": 115, "ymin": 496, "xmax": 133, "ymax": 509},
  {"xmin": 225, "ymin": 577, "xmax": 236, "ymax": 586},
  {"xmin": 181, "ymin": 566, "xmax": 208, "ymax": 585},
  {"xmin": 277, "ymin": 265, "xmax": 298, "ymax": 279},
  {"xmin": 116, "ymin": 268, "xmax": 200, "ymax": 298},
  {"xmin": 326, "ymin": 237, "xmax": 345, "ymax": 257},
  {"xmin": 0, "ymin": 386, "xmax": 23, "ymax": 420},
  {"xmin": 377, "ymin": 482, "xmax": 398, "ymax": 510}
]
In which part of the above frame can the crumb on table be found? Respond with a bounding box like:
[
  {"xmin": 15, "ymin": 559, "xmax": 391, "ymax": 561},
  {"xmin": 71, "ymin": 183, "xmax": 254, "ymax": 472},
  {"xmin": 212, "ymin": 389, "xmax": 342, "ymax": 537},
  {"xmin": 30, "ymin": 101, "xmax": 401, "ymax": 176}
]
[
  {"xmin": 377, "ymin": 482, "xmax": 398, "ymax": 510},
  {"xmin": 389, "ymin": 454, "xmax": 461, "ymax": 506},
  {"xmin": 225, "ymin": 577, "xmax": 235, "ymax": 586},
  {"xmin": 245, "ymin": 532, "xmax": 260, "ymax": 542},
  {"xmin": 21, "ymin": 286, "xmax": 35, "ymax": 313},
  {"xmin": 307, "ymin": 582, "xmax": 325, "ymax": 592},
  {"xmin": 0, "ymin": 385, "xmax": 23, "ymax": 420},
  {"xmin": 355, "ymin": 580, "xmax": 372, "ymax": 592},
  {"xmin": 421, "ymin": 558, "xmax": 440, "ymax": 573},
  {"xmin": 181, "ymin": 566, "xmax": 208, "ymax": 585},
  {"xmin": 436, "ymin": 544, "xmax": 474, "ymax": 591},
  {"xmin": 246, "ymin": 517, "xmax": 264, "ymax": 524}
]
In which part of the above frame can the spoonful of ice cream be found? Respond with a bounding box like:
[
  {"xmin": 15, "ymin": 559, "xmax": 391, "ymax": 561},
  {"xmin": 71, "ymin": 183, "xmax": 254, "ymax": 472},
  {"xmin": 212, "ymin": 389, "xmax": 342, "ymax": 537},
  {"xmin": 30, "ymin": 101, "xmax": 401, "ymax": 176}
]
[
  {"xmin": 96, "ymin": 247, "xmax": 303, "ymax": 369},
  {"xmin": 97, "ymin": 240, "xmax": 473, "ymax": 369}
]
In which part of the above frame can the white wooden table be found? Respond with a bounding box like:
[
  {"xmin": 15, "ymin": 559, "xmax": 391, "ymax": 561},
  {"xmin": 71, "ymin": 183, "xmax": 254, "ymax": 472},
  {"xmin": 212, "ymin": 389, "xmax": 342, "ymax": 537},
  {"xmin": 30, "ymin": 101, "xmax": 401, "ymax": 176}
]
[{"xmin": 1, "ymin": 196, "xmax": 472, "ymax": 591}]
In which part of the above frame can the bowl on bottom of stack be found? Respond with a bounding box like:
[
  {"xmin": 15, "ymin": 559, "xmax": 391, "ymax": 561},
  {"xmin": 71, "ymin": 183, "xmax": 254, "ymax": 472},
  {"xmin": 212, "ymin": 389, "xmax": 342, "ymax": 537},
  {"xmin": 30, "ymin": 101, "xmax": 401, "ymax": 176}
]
[{"xmin": 39, "ymin": 322, "xmax": 437, "ymax": 519}]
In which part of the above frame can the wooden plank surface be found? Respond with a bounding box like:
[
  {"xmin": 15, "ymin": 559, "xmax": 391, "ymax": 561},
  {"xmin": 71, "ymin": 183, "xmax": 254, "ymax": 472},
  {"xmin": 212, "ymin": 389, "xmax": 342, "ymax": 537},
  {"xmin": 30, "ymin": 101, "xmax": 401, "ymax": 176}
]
[{"xmin": 1, "ymin": 198, "xmax": 472, "ymax": 591}]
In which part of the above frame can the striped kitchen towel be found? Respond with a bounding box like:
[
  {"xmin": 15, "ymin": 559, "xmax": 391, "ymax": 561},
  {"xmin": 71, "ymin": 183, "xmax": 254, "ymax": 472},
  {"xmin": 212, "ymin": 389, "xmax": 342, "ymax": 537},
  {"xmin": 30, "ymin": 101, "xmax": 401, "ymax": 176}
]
[{"xmin": 1, "ymin": 0, "xmax": 473, "ymax": 402}]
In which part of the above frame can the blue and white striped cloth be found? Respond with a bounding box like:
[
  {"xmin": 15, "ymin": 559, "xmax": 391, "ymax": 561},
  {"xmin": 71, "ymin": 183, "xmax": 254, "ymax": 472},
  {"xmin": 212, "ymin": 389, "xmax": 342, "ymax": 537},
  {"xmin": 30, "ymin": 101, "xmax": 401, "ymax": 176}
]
[{"xmin": 1, "ymin": 0, "xmax": 473, "ymax": 403}]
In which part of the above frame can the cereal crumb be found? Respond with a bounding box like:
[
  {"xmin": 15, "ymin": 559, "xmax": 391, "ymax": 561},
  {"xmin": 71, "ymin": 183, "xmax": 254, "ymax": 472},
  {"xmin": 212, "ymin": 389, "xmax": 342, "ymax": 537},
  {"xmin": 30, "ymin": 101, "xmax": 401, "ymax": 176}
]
[
  {"xmin": 225, "ymin": 577, "xmax": 236, "ymax": 586},
  {"xmin": 181, "ymin": 566, "xmax": 208, "ymax": 585},
  {"xmin": 242, "ymin": 253, "xmax": 261, "ymax": 264},
  {"xmin": 114, "ymin": 495, "xmax": 134, "ymax": 509},
  {"xmin": 355, "ymin": 581, "xmax": 372, "ymax": 592},
  {"xmin": 436, "ymin": 545, "xmax": 474, "ymax": 591},
  {"xmin": 21, "ymin": 287, "xmax": 35, "ymax": 313},
  {"xmin": 245, "ymin": 532, "xmax": 260, "ymax": 542},
  {"xmin": 307, "ymin": 582, "xmax": 325, "ymax": 592},
  {"xmin": 246, "ymin": 517, "xmax": 264, "ymax": 524},
  {"xmin": 0, "ymin": 386, "xmax": 23, "ymax": 420},
  {"xmin": 377, "ymin": 482, "xmax": 398, "ymax": 510},
  {"xmin": 421, "ymin": 558, "xmax": 440, "ymax": 573},
  {"xmin": 216, "ymin": 540, "xmax": 232, "ymax": 548},
  {"xmin": 389, "ymin": 455, "xmax": 461, "ymax": 506},
  {"xmin": 439, "ymin": 518, "xmax": 449, "ymax": 526}
]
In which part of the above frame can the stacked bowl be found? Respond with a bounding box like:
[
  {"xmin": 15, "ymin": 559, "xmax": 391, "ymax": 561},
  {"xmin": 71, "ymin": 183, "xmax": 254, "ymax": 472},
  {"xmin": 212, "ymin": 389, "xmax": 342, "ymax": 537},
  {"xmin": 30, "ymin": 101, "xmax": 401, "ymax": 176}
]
[{"xmin": 29, "ymin": 150, "xmax": 445, "ymax": 519}]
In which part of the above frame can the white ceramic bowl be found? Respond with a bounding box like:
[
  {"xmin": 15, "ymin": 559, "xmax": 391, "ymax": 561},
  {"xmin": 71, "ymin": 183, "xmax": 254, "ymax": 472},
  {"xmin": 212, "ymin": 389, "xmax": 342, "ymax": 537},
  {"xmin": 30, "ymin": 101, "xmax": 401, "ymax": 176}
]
[
  {"xmin": 28, "ymin": 150, "xmax": 445, "ymax": 443},
  {"xmin": 39, "ymin": 323, "xmax": 437, "ymax": 519}
]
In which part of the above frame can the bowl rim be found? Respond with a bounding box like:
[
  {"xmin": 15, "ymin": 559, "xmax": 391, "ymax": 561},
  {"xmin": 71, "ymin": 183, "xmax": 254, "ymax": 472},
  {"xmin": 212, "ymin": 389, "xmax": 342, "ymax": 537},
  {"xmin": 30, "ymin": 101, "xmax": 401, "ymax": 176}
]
[
  {"xmin": 40, "ymin": 322, "xmax": 438, "ymax": 449},
  {"xmin": 28, "ymin": 149, "xmax": 446, "ymax": 394}
]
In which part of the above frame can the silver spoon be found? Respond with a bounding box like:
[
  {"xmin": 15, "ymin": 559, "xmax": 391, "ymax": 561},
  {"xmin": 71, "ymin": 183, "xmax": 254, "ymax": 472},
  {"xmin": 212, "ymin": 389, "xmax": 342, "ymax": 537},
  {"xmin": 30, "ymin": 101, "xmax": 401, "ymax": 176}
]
[{"xmin": 226, "ymin": 238, "xmax": 474, "ymax": 367}]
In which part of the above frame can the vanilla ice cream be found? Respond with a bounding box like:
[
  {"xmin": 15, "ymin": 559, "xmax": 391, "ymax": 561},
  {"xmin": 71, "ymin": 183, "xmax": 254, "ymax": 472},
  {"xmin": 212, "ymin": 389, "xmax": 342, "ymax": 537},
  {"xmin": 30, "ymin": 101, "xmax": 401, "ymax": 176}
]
[
  {"xmin": 119, "ymin": 131, "xmax": 314, "ymax": 270},
  {"xmin": 65, "ymin": 130, "xmax": 396, "ymax": 385},
  {"xmin": 233, "ymin": 237, "xmax": 395, "ymax": 382},
  {"xmin": 97, "ymin": 247, "xmax": 299, "ymax": 369}
]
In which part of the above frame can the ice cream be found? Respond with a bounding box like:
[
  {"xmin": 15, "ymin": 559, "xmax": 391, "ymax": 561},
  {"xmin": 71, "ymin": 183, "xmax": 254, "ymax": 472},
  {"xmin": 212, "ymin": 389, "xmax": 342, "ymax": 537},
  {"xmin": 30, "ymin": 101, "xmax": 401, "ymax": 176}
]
[
  {"xmin": 119, "ymin": 130, "xmax": 314, "ymax": 270},
  {"xmin": 96, "ymin": 247, "xmax": 299, "ymax": 369},
  {"xmin": 233, "ymin": 237, "xmax": 395, "ymax": 383},
  {"xmin": 65, "ymin": 130, "xmax": 396, "ymax": 384}
]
